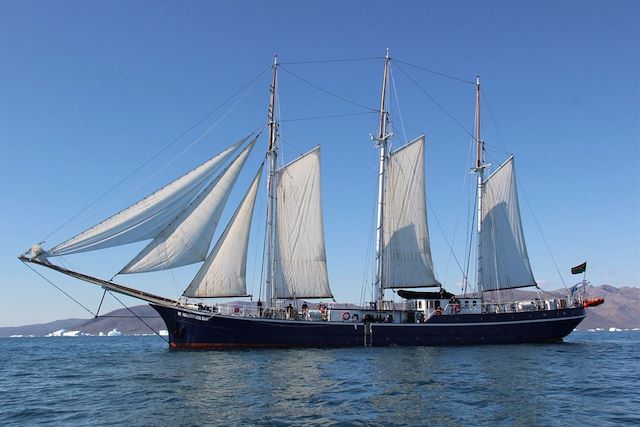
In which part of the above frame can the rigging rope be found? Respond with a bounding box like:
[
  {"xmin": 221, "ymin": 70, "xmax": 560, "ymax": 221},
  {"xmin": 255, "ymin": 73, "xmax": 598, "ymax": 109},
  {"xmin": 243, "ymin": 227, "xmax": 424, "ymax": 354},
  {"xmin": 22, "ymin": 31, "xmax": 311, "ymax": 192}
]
[
  {"xmin": 106, "ymin": 291, "xmax": 169, "ymax": 343},
  {"xmin": 477, "ymin": 81, "xmax": 567, "ymax": 294},
  {"xmin": 21, "ymin": 261, "xmax": 97, "ymax": 317},
  {"xmin": 280, "ymin": 111, "xmax": 376, "ymax": 122},
  {"xmin": 21, "ymin": 260, "xmax": 170, "ymax": 343},
  {"xmin": 393, "ymin": 59, "xmax": 475, "ymax": 85},
  {"xmin": 426, "ymin": 200, "xmax": 469, "ymax": 288},
  {"xmin": 481, "ymin": 90, "xmax": 510, "ymax": 155},
  {"xmin": 42, "ymin": 65, "xmax": 272, "ymax": 244},
  {"xmin": 279, "ymin": 65, "xmax": 378, "ymax": 112},
  {"xmin": 389, "ymin": 66, "xmax": 408, "ymax": 144},
  {"xmin": 519, "ymin": 180, "xmax": 569, "ymax": 290},
  {"xmin": 463, "ymin": 181, "xmax": 478, "ymax": 295},
  {"xmin": 280, "ymin": 56, "xmax": 383, "ymax": 65},
  {"xmin": 394, "ymin": 63, "xmax": 476, "ymax": 140},
  {"xmin": 82, "ymin": 84, "xmax": 266, "ymax": 231}
]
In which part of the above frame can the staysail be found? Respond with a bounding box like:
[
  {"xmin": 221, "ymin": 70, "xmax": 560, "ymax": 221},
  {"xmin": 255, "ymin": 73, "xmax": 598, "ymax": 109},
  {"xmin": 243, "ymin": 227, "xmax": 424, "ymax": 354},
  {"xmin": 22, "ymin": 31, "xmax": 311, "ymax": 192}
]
[
  {"xmin": 478, "ymin": 156, "xmax": 536, "ymax": 291},
  {"xmin": 183, "ymin": 165, "xmax": 263, "ymax": 298},
  {"xmin": 382, "ymin": 135, "xmax": 439, "ymax": 288},
  {"xmin": 273, "ymin": 147, "xmax": 332, "ymax": 299},
  {"xmin": 119, "ymin": 139, "xmax": 257, "ymax": 274},
  {"xmin": 47, "ymin": 137, "xmax": 249, "ymax": 257}
]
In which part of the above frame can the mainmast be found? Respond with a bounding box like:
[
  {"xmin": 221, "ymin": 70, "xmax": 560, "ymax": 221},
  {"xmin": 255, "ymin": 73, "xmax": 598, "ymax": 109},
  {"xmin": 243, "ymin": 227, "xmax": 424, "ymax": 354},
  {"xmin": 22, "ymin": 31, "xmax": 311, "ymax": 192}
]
[
  {"xmin": 374, "ymin": 49, "xmax": 391, "ymax": 309},
  {"xmin": 265, "ymin": 55, "xmax": 278, "ymax": 308},
  {"xmin": 474, "ymin": 76, "xmax": 485, "ymax": 294}
]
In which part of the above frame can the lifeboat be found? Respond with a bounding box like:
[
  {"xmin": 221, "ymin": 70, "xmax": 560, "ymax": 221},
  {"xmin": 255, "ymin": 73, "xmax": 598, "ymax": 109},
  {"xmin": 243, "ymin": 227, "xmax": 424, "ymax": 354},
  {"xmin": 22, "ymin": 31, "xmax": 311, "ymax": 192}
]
[{"xmin": 583, "ymin": 298, "xmax": 605, "ymax": 308}]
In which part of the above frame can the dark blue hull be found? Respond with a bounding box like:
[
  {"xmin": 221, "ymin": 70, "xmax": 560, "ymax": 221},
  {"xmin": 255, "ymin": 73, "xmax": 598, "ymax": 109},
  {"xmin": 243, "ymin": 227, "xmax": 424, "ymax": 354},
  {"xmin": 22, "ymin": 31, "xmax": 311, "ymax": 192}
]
[{"xmin": 151, "ymin": 304, "xmax": 586, "ymax": 349}]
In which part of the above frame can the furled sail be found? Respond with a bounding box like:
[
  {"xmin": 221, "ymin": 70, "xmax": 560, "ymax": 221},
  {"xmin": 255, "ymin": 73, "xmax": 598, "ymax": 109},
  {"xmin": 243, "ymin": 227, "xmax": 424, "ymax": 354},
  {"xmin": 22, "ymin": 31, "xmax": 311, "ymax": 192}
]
[
  {"xmin": 382, "ymin": 135, "xmax": 439, "ymax": 288},
  {"xmin": 183, "ymin": 165, "xmax": 263, "ymax": 298},
  {"xmin": 119, "ymin": 139, "xmax": 257, "ymax": 274},
  {"xmin": 46, "ymin": 137, "xmax": 249, "ymax": 257},
  {"xmin": 273, "ymin": 147, "xmax": 332, "ymax": 299},
  {"xmin": 479, "ymin": 156, "xmax": 536, "ymax": 291}
]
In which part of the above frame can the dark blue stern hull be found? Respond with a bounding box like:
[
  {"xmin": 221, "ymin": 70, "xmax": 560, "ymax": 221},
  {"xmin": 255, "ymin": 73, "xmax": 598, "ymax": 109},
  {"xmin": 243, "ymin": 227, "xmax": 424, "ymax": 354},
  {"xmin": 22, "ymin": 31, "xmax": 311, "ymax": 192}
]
[{"xmin": 151, "ymin": 304, "xmax": 586, "ymax": 349}]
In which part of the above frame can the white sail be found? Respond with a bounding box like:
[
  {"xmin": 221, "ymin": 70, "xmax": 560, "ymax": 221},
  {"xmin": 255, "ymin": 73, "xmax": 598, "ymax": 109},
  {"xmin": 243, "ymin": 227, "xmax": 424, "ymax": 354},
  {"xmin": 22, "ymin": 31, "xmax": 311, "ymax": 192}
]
[
  {"xmin": 183, "ymin": 165, "xmax": 263, "ymax": 298},
  {"xmin": 382, "ymin": 135, "xmax": 439, "ymax": 288},
  {"xmin": 273, "ymin": 147, "xmax": 332, "ymax": 299},
  {"xmin": 479, "ymin": 156, "xmax": 536, "ymax": 291},
  {"xmin": 119, "ymin": 139, "xmax": 256, "ymax": 274},
  {"xmin": 47, "ymin": 138, "xmax": 249, "ymax": 257}
]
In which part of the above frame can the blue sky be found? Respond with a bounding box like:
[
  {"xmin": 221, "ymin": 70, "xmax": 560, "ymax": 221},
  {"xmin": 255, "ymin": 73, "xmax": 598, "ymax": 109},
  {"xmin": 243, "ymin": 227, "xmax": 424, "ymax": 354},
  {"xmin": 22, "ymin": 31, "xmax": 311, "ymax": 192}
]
[{"xmin": 1, "ymin": 1, "xmax": 638, "ymax": 327}]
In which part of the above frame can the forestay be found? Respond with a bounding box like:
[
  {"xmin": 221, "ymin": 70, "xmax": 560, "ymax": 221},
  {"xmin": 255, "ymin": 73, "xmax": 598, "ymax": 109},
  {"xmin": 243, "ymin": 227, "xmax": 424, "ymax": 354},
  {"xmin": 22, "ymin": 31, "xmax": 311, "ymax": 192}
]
[
  {"xmin": 382, "ymin": 136, "xmax": 439, "ymax": 288},
  {"xmin": 47, "ymin": 137, "xmax": 249, "ymax": 257},
  {"xmin": 479, "ymin": 156, "xmax": 536, "ymax": 291},
  {"xmin": 119, "ymin": 139, "xmax": 257, "ymax": 273},
  {"xmin": 273, "ymin": 147, "xmax": 332, "ymax": 299},
  {"xmin": 183, "ymin": 165, "xmax": 263, "ymax": 298}
]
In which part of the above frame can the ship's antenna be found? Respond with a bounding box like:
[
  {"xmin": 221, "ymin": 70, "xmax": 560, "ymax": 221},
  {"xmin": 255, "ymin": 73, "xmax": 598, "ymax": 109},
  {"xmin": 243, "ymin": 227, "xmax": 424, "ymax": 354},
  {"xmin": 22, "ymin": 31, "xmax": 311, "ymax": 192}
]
[
  {"xmin": 265, "ymin": 54, "xmax": 278, "ymax": 309},
  {"xmin": 374, "ymin": 48, "xmax": 391, "ymax": 310}
]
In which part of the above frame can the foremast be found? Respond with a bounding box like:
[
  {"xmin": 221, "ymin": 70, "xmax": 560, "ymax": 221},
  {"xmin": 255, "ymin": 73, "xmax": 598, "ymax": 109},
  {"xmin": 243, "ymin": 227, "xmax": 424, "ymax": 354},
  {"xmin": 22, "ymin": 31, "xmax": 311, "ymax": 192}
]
[
  {"xmin": 265, "ymin": 55, "xmax": 279, "ymax": 309},
  {"xmin": 473, "ymin": 76, "xmax": 487, "ymax": 296},
  {"xmin": 374, "ymin": 49, "xmax": 391, "ymax": 309}
]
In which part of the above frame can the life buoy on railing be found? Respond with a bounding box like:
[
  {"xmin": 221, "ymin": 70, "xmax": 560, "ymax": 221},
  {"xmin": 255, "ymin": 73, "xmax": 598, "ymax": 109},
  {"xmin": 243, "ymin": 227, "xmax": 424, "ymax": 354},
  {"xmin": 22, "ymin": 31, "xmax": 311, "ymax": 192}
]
[{"xmin": 342, "ymin": 312, "xmax": 350, "ymax": 321}]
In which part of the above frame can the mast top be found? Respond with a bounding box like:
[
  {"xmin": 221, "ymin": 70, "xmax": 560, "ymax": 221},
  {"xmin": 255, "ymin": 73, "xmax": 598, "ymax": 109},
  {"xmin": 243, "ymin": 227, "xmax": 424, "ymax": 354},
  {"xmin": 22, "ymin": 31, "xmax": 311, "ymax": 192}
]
[
  {"xmin": 475, "ymin": 75, "xmax": 483, "ymax": 170},
  {"xmin": 268, "ymin": 55, "xmax": 279, "ymax": 153},
  {"xmin": 385, "ymin": 48, "xmax": 390, "ymax": 59}
]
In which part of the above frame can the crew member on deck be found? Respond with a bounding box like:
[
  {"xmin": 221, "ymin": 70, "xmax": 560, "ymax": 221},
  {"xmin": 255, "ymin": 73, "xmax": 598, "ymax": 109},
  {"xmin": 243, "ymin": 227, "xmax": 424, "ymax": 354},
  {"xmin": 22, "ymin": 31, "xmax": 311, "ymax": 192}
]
[
  {"xmin": 257, "ymin": 300, "xmax": 263, "ymax": 317},
  {"xmin": 318, "ymin": 302, "xmax": 327, "ymax": 320}
]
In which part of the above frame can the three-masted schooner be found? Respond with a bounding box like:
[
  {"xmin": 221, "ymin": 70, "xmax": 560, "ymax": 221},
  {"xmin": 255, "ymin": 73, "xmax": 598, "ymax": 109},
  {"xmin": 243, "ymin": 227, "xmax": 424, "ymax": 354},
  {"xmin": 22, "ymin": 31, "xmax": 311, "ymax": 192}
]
[{"xmin": 20, "ymin": 51, "xmax": 587, "ymax": 348}]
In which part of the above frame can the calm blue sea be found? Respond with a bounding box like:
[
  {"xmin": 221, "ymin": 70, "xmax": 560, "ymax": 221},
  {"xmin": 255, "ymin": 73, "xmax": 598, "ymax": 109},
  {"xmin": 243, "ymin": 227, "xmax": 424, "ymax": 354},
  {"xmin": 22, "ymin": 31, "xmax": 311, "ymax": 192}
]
[{"xmin": 0, "ymin": 331, "xmax": 638, "ymax": 426}]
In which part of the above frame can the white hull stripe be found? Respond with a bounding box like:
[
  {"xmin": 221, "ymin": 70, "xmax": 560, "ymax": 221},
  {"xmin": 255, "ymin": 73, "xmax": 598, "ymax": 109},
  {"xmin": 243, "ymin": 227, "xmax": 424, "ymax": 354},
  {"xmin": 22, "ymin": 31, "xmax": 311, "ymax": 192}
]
[
  {"xmin": 411, "ymin": 314, "xmax": 586, "ymax": 328},
  {"xmin": 176, "ymin": 311, "xmax": 585, "ymax": 327}
]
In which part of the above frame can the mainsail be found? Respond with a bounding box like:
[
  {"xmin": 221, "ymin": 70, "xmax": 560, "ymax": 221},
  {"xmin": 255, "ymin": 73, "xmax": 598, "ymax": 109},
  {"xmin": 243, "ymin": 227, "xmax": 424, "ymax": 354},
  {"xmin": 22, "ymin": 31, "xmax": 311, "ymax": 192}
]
[
  {"xmin": 183, "ymin": 165, "xmax": 263, "ymax": 298},
  {"xmin": 119, "ymin": 139, "xmax": 257, "ymax": 274},
  {"xmin": 47, "ymin": 137, "xmax": 249, "ymax": 257},
  {"xmin": 273, "ymin": 147, "xmax": 332, "ymax": 299},
  {"xmin": 478, "ymin": 156, "xmax": 536, "ymax": 291},
  {"xmin": 382, "ymin": 136, "xmax": 439, "ymax": 288}
]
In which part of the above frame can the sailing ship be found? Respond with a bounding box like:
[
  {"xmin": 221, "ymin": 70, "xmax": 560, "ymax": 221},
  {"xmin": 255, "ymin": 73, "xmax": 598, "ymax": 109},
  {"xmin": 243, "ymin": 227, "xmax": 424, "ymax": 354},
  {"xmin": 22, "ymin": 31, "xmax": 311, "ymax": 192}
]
[{"xmin": 20, "ymin": 51, "xmax": 587, "ymax": 348}]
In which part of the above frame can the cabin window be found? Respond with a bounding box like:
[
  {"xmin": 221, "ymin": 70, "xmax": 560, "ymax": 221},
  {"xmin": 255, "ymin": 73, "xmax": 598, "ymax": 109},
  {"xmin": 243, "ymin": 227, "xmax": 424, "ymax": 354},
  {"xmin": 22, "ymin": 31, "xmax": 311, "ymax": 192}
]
[{"xmin": 417, "ymin": 301, "xmax": 423, "ymax": 309}]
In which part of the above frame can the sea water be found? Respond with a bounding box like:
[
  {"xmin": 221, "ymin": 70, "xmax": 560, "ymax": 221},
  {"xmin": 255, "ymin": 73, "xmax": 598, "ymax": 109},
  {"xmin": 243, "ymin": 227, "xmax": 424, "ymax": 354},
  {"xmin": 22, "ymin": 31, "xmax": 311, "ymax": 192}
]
[{"xmin": 0, "ymin": 331, "xmax": 638, "ymax": 426}]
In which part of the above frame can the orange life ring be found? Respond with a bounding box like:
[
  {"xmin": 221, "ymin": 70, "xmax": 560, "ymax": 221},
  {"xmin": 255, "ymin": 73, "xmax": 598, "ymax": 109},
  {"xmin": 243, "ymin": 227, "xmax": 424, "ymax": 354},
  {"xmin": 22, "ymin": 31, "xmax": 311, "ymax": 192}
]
[{"xmin": 342, "ymin": 312, "xmax": 350, "ymax": 320}]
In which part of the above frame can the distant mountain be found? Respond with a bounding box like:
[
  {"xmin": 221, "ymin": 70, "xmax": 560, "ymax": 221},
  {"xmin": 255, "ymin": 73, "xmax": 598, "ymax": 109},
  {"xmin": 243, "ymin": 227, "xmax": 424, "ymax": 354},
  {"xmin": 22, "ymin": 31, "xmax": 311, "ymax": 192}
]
[
  {"xmin": 69, "ymin": 305, "xmax": 166, "ymax": 335},
  {"xmin": 0, "ymin": 318, "xmax": 86, "ymax": 337},
  {"xmin": 0, "ymin": 305, "xmax": 165, "ymax": 337},
  {"xmin": 1, "ymin": 284, "xmax": 637, "ymax": 337},
  {"xmin": 577, "ymin": 284, "xmax": 640, "ymax": 330}
]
